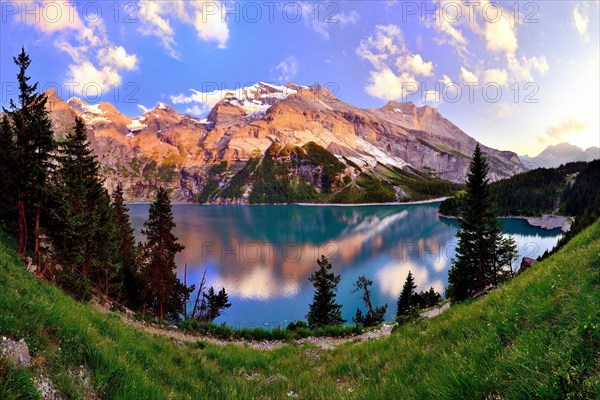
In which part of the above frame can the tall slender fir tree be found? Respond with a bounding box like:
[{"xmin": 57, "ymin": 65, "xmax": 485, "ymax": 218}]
[
  {"xmin": 0, "ymin": 114, "xmax": 17, "ymax": 233},
  {"xmin": 306, "ymin": 255, "xmax": 345, "ymax": 329},
  {"xmin": 112, "ymin": 184, "xmax": 143, "ymax": 308},
  {"xmin": 447, "ymin": 144, "xmax": 505, "ymax": 301},
  {"xmin": 140, "ymin": 188, "xmax": 191, "ymax": 320},
  {"xmin": 7, "ymin": 48, "xmax": 56, "ymax": 259},
  {"xmin": 48, "ymin": 117, "xmax": 119, "ymax": 293},
  {"xmin": 397, "ymin": 271, "xmax": 417, "ymax": 317}
]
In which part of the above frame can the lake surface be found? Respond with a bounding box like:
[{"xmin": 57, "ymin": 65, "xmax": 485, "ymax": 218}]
[{"xmin": 128, "ymin": 203, "xmax": 562, "ymax": 328}]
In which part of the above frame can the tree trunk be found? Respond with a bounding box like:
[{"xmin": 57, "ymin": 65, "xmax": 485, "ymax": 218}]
[
  {"xmin": 191, "ymin": 269, "xmax": 207, "ymax": 320},
  {"xmin": 33, "ymin": 206, "xmax": 41, "ymax": 267},
  {"xmin": 17, "ymin": 197, "xmax": 27, "ymax": 256},
  {"xmin": 183, "ymin": 263, "xmax": 187, "ymax": 319}
]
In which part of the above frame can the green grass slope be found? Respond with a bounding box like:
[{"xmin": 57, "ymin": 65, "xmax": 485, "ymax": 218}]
[{"xmin": 1, "ymin": 221, "xmax": 599, "ymax": 399}]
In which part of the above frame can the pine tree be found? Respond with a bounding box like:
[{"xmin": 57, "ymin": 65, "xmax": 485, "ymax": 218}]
[
  {"xmin": 0, "ymin": 114, "xmax": 17, "ymax": 233},
  {"xmin": 48, "ymin": 117, "xmax": 119, "ymax": 293},
  {"xmin": 7, "ymin": 48, "xmax": 56, "ymax": 259},
  {"xmin": 491, "ymin": 235, "xmax": 518, "ymax": 284},
  {"xmin": 306, "ymin": 255, "xmax": 345, "ymax": 329},
  {"xmin": 447, "ymin": 144, "xmax": 503, "ymax": 301},
  {"xmin": 112, "ymin": 184, "xmax": 142, "ymax": 308},
  {"xmin": 352, "ymin": 276, "xmax": 387, "ymax": 327},
  {"xmin": 140, "ymin": 188, "xmax": 191, "ymax": 320},
  {"xmin": 198, "ymin": 287, "xmax": 231, "ymax": 322},
  {"xmin": 397, "ymin": 271, "xmax": 417, "ymax": 317}
]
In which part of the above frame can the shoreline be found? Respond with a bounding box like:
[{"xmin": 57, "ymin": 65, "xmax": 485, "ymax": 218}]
[
  {"xmin": 127, "ymin": 197, "xmax": 449, "ymax": 207},
  {"xmin": 438, "ymin": 212, "xmax": 572, "ymax": 232}
]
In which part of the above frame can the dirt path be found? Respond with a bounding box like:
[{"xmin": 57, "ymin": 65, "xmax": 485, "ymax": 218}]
[{"xmin": 92, "ymin": 301, "xmax": 450, "ymax": 351}]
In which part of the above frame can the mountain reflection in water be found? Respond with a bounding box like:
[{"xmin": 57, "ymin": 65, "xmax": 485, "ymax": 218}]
[{"xmin": 129, "ymin": 204, "xmax": 562, "ymax": 327}]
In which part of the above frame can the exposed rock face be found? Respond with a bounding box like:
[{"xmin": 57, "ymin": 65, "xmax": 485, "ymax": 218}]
[
  {"xmin": 44, "ymin": 83, "xmax": 525, "ymax": 203},
  {"xmin": 1, "ymin": 337, "xmax": 31, "ymax": 368},
  {"xmin": 518, "ymin": 257, "xmax": 538, "ymax": 274}
]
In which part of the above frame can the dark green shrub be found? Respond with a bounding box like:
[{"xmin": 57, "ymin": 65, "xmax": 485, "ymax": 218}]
[{"xmin": 56, "ymin": 268, "xmax": 92, "ymax": 302}]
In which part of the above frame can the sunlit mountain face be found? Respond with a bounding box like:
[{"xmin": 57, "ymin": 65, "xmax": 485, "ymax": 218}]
[
  {"xmin": 2, "ymin": 1, "xmax": 597, "ymax": 167},
  {"xmin": 128, "ymin": 204, "xmax": 562, "ymax": 326}
]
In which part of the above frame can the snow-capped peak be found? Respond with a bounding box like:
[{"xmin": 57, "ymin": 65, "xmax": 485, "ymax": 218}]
[
  {"xmin": 220, "ymin": 82, "xmax": 303, "ymax": 114},
  {"xmin": 67, "ymin": 96, "xmax": 85, "ymax": 105},
  {"xmin": 67, "ymin": 97, "xmax": 105, "ymax": 116}
]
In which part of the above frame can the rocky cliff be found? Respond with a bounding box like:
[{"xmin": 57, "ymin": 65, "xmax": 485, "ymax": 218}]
[{"xmin": 44, "ymin": 83, "xmax": 525, "ymax": 203}]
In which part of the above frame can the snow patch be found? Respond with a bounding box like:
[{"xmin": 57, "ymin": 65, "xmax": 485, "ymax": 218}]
[
  {"xmin": 81, "ymin": 103, "xmax": 104, "ymax": 115},
  {"xmin": 173, "ymin": 82, "xmax": 305, "ymax": 114},
  {"xmin": 127, "ymin": 119, "xmax": 147, "ymax": 132},
  {"xmin": 86, "ymin": 116, "xmax": 110, "ymax": 124},
  {"xmin": 355, "ymin": 137, "xmax": 408, "ymax": 168}
]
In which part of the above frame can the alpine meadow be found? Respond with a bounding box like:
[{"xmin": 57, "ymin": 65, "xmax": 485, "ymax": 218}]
[{"xmin": 1, "ymin": 1, "xmax": 599, "ymax": 399}]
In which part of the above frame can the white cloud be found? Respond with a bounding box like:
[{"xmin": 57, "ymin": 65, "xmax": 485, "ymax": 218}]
[
  {"xmin": 429, "ymin": 10, "xmax": 469, "ymax": 56},
  {"xmin": 484, "ymin": 68, "xmax": 508, "ymax": 86},
  {"xmin": 185, "ymin": 104, "xmax": 209, "ymax": 116},
  {"xmin": 507, "ymin": 54, "xmax": 549, "ymax": 81},
  {"xmin": 137, "ymin": 104, "xmax": 151, "ymax": 113},
  {"xmin": 358, "ymin": 25, "xmax": 435, "ymax": 101},
  {"xmin": 138, "ymin": 0, "xmax": 178, "ymax": 57},
  {"xmin": 20, "ymin": 1, "xmax": 137, "ymax": 95},
  {"xmin": 484, "ymin": 12, "xmax": 518, "ymax": 54},
  {"xmin": 365, "ymin": 68, "xmax": 417, "ymax": 100},
  {"xmin": 300, "ymin": 3, "xmax": 359, "ymax": 40},
  {"xmin": 573, "ymin": 3, "xmax": 590, "ymax": 41},
  {"xmin": 424, "ymin": 0, "xmax": 552, "ymax": 90},
  {"xmin": 460, "ymin": 67, "xmax": 479, "ymax": 83},
  {"xmin": 274, "ymin": 56, "xmax": 299, "ymax": 82},
  {"xmin": 405, "ymin": 54, "xmax": 434, "ymax": 77},
  {"xmin": 66, "ymin": 61, "xmax": 122, "ymax": 91},
  {"xmin": 98, "ymin": 46, "xmax": 138, "ymax": 70},
  {"xmin": 138, "ymin": 0, "xmax": 230, "ymax": 57},
  {"xmin": 540, "ymin": 118, "xmax": 587, "ymax": 142},
  {"xmin": 19, "ymin": 0, "xmax": 83, "ymax": 33},
  {"xmin": 191, "ymin": 1, "xmax": 230, "ymax": 49},
  {"xmin": 336, "ymin": 10, "xmax": 360, "ymax": 25},
  {"xmin": 423, "ymin": 90, "xmax": 442, "ymax": 104},
  {"xmin": 440, "ymin": 74, "xmax": 454, "ymax": 86}
]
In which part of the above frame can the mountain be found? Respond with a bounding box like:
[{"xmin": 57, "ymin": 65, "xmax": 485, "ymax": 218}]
[
  {"xmin": 520, "ymin": 142, "xmax": 600, "ymax": 169},
  {"xmin": 44, "ymin": 83, "xmax": 525, "ymax": 203}
]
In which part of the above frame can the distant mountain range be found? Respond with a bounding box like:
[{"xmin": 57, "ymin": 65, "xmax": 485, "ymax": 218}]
[
  {"xmin": 521, "ymin": 143, "xmax": 600, "ymax": 169},
  {"xmin": 44, "ymin": 83, "xmax": 525, "ymax": 203}
]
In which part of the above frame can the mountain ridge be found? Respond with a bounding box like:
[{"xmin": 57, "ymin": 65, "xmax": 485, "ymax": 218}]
[
  {"xmin": 44, "ymin": 84, "xmax": 525, "ymax": 203},
  {"xmin": 521, "ymin": 142, "xmax": 600, "ymax": 169}
]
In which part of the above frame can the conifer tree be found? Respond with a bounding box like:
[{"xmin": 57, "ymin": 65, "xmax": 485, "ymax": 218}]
[
  {"xmin": 7, "ymin": 48, "xmax": 56, "ymax": 258},
  {"xmin": 112, "ymin": 184, "xmax": 142, "ymax": 308},
  {"xmin": 140, "ymin": 188, "xmax": 191, "ymax": 320},
  {"xmin": 48, "ymin": 117, "xmax": 119, "ymax": 292},
  {"xmin": 0, "ymin": 114, "xmax": 17, "ymax": 232},
  {"xmin": 352, "ymin": 276, "xmax": 387, "ymax": 327},
  {"xmin": 447, "ymin": 144, "xmax": 504, "ymax": 301},
  {"xmin": 397, "ymin": 271, "xmax": 417, "ymax": 317},
  {"xmin": 306, "ymin": 255, "xmax": 345, "ymax": 329},
  {"xmin": 198, "ymin": 287, "xmax": 231, "ymax": 322}
]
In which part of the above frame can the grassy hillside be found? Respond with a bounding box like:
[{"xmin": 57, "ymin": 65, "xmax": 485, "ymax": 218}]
[{"xmin": 1, "ymin": 221, "xmax": 599, "ymax": 399}]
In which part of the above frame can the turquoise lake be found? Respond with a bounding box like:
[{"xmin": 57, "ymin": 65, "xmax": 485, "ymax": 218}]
[{"xmin": 128, "ymin": 203, "xmax": 563, "ymax": 328}]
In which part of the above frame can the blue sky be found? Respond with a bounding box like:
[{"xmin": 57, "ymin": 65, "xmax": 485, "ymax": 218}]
[{"xmin": 1, "ymin": 0, "xmax": 598, "ymax": 155}]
